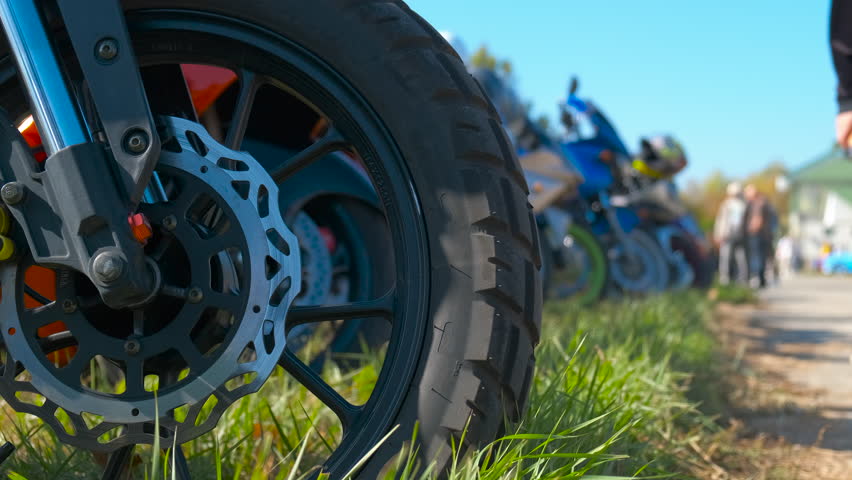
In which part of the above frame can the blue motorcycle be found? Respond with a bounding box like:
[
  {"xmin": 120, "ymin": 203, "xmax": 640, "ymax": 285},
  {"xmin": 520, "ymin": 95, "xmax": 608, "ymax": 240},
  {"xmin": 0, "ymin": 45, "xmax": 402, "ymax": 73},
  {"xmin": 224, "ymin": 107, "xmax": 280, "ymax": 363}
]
[
  {"xmin": 560, "ymin": 78, "xmax": 670, "ymax": 294},
  {"xmin": 562, "ymin": 78, "xmax": 712, "ymax": 290}
]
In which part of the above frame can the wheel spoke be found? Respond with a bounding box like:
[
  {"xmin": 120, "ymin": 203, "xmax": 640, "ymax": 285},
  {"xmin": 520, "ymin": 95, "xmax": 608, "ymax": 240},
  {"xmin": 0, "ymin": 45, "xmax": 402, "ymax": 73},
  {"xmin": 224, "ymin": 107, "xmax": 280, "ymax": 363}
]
[
  {"xmin": 278, "ymin": 348, "xmax": 360, "ymax": 430},
  {"xmin": 225, "ymin": 70, "xmax": 261, "ymax": 150},
  {"xmin": 133, "ymin": 310, "xmax": 144, "ymax": 336},
  {"xmin": 285, "ymin": 290, "xmax": 394, "ymax": 335},
  {"xmin": 149, "ymin": 233, "xmax": 175, "ymax": 262},
  {"xmin": 141, "ymin": 64, "xmax": 198, "ymax": 122},
  {"xmin": 269, "ymin": 127, "xmax": 349, "ymax": 183},
  {"xmin": 123, "ymin": 358, "xmax": 144, "ymax": 397},
  {"xmin": 101, "ymin": 444, "xmax": 135, "ymax": 480}
]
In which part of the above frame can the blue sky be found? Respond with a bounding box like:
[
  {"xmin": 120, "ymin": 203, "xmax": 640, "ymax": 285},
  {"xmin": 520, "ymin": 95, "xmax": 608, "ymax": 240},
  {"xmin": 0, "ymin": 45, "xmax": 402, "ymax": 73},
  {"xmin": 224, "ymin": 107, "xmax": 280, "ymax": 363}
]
[{"xmin": 407, "ymin": 0, "xmax": 836, "ymax": 182}]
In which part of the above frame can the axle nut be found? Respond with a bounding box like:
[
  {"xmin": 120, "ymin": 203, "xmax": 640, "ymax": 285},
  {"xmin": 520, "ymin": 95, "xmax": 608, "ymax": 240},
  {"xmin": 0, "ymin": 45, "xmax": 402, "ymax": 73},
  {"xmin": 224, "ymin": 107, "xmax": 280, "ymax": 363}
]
[{"xmin": 92, "ymin": 252, "xmax": 125, "ymax": 284}]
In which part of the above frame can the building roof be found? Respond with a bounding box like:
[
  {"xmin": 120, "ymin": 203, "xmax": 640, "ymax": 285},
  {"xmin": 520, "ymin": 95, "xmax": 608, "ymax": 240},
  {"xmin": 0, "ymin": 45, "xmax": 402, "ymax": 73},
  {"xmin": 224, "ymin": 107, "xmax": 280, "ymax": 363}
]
[{"xmin": 792, "ymin": 147, "xmax": 852, "ymax": 185}]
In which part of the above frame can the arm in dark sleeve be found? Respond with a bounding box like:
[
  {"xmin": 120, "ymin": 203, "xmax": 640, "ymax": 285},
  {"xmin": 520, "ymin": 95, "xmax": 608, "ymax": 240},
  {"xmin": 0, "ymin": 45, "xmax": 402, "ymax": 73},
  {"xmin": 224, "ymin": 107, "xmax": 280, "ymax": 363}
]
[{"xmin": 832, "ymin": 0, "xmax": 852, "ymax": 112}]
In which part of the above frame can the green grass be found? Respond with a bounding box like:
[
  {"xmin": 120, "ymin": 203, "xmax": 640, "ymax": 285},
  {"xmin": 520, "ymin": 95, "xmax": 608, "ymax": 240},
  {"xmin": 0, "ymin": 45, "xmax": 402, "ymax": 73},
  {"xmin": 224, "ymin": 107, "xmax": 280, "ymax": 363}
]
[
  {"xmin": 0, "ymin": 293, "xmax": 725, "ymax": 479},
  {"xmin": 712, "ymin": 283, "xmax": 759, "ymax": 305}
]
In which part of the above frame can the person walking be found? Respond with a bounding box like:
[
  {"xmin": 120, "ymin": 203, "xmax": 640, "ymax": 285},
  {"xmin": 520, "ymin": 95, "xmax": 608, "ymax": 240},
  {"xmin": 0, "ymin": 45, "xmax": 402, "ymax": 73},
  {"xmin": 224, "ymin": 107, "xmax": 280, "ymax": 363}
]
[
  {"xmin": 743, "ymin": 184, "xmax": 775, "ymax": 288},
  {"xmin": 714, "ymin": 182, "xmax": 748, "ymax": 285}
]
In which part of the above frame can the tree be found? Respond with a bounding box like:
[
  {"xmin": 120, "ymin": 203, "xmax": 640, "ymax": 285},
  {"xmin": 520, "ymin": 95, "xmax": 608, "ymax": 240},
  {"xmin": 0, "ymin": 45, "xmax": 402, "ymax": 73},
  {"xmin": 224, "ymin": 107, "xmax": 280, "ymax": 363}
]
[
  {"xmin": 682, "ymin": 169, "xmax": 730, "ymax": 234},
  {"xmin": 681, "ymin": 162, "xmax": 790, "ymax": 236},
  {"xmin": 469, "ymin": 46, "xmax": 514, "ymax": 78}
]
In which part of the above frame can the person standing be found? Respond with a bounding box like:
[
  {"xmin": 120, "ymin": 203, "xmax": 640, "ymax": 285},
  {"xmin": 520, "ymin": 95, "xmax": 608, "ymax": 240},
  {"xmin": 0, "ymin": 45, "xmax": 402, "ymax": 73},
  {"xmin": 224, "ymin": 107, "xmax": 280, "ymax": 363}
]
[
  {"xmin": 775, "ymin": 235, "xmax": 799, "ymax": 280},
  {"xmin": 832, "ymin": 0, "xmax": 852, "ymax": 147},
  {"xmin": 714, "ymin": 182, "xmax": 748, "ymax": 285},
  {"xmin": 743, "ymin": 184, "xmax": 775, "ymax": 288}
]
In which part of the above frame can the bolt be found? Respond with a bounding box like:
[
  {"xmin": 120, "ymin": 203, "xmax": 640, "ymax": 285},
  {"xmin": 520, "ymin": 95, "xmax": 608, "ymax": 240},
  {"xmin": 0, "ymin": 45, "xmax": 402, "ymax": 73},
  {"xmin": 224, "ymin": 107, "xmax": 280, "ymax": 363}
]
[
  {"xmin": 92, "ymin": 252, "xmax": 125, "ymax": 284},
  {"xmin": 62, "ymin": 299, "xmax": 77, "ymax": 314},
  {"xmin": 124, "ymin": 130, "xmax": 149, "ymax": 154},
  {"xmin": 186, "ymin": 287, "xmax": 204, "ymax": 304},
  {"xmin": 124, "ymin": 339, "xmax": 141, "ymax": 356},
  {"xmin": 161, "ymin": 215, "xmax": 177, "ymax": 231},
  {"xmin": 1, "ymin": 182, "xmax": 24, "ymax": 205},
  {"xmin": 95, "ymin": 38, "xmax": 118, "ymax": 62}
]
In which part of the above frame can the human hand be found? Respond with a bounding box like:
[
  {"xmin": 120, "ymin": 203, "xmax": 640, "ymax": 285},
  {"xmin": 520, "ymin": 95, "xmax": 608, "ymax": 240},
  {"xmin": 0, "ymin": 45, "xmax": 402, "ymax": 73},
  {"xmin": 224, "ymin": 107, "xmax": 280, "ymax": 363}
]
[{"xmin": 836, "ymin": 111, "xmax": 852, "ymax": 151}]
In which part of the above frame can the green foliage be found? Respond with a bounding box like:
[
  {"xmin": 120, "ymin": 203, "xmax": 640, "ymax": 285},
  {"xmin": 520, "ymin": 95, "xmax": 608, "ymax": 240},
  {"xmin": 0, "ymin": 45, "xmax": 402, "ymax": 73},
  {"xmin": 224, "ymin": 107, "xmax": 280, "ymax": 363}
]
[
  {"xmin": 469, "ymin": 46, "xmax": 514, "ymax": 77},
  {"xmin": 712, "ymin": 283, "xmax": 758, "ymax": 305}
]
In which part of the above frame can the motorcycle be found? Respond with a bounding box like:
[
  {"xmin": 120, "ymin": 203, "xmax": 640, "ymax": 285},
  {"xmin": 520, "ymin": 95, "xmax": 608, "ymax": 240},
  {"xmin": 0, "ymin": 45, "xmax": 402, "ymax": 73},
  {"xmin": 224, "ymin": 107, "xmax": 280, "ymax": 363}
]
[
  {"xmin": 616, "ymin": 149, "xmax": 714, "ymax": 289},
  {"xmin": 471, "ymin": 67, "xmax": 609, "ymax": 305},
  {"xmin": 560, "ymin": 78, "xmax": 670, "ymax": 294},
  {"xmin": 0, "ymin": 2, "xmax": 541, "ymax": 478}
]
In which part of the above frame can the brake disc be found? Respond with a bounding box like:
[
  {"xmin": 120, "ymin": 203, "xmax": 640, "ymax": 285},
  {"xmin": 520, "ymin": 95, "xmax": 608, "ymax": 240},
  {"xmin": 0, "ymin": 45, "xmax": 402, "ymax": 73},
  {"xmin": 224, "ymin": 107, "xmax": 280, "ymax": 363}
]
[
  {"xmin": 0, "ymin": 117, "xmax": 300, "ymax": 451},
  {"xmin": 291, "ymin": 211, "xmax": 332, "ymax": 307}
]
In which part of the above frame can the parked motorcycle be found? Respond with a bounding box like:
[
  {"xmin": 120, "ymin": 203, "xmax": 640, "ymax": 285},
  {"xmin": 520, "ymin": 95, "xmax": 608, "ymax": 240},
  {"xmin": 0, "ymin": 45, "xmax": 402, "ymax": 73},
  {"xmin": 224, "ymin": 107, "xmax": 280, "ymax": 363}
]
[
  {"xmin": 471, "ymin": 67, "xmax": 609, "ymax": 305},
  {"xmin": 618, "ymin": 139, "xmax": 714, "ymax": 289},
  {"xmin": 561, "ymin": 79, "xmax": 670, "ymax": 294},
  {"xmin": 0, "ymin": 2, "xmax": 541, "ymax": 478}
]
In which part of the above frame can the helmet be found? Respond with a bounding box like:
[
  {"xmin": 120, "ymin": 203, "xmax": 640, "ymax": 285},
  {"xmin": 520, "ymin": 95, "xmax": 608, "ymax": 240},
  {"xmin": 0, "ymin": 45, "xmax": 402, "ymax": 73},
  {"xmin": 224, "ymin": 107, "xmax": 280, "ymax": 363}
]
[{"xmin": 633, "ymin": 135, "xmax": 688, "ymax": 179}]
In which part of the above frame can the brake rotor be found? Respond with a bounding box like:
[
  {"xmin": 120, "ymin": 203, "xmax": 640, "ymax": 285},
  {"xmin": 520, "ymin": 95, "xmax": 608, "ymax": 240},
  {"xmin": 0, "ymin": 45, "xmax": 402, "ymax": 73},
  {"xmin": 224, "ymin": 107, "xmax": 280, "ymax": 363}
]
[
  {"xmin": 0, "ymin": 117, "xmax": 300, "ymax": 451},
  {"xmin": 291, "ymin": 211, "xmax": 332, "ymax": 307}
]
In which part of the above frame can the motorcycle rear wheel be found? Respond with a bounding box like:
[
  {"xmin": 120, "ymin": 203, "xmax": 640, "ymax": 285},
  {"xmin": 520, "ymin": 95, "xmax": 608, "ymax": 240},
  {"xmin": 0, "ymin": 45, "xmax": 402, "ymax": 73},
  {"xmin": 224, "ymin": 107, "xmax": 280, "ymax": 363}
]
[{"xmin": 544, "ymin": 223, "xmax": 607, "ymax": 306}]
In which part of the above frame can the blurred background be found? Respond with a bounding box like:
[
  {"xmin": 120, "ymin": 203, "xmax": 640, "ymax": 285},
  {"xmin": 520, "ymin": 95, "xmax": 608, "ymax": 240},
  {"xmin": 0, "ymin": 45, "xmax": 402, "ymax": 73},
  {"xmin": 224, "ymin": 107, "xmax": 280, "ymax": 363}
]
[{"xmin": 410, "ymin": 0, "xmax": 843, "ymax": 268}]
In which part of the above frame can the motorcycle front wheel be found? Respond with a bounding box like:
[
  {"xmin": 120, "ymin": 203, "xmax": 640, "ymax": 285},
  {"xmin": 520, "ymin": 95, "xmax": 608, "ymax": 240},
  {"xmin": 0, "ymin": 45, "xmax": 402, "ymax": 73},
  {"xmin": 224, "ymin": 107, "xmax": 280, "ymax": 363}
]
[
  {"xmin": 0, "ymin": 1, "xmax": 541, "ymax": 477},
  {"xmin": 608, "ymin": 229, "xmax": 669, "ymax": 294}
]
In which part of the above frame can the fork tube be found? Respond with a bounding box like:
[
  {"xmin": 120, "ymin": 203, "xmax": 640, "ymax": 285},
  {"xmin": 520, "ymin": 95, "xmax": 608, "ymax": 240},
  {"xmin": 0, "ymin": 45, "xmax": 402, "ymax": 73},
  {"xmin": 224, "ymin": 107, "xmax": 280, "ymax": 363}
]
[{"xmin": 0, "ymin": 0, "xmax": 89, "ymax": 155}]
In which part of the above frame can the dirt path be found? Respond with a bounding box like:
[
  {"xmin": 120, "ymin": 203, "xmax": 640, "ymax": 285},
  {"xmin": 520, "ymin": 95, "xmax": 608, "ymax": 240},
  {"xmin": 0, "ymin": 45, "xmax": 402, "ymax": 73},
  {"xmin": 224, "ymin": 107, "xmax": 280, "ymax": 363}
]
[{"xmin": 718, "ymin": 276, "xmax": 852, "ymax": 478}]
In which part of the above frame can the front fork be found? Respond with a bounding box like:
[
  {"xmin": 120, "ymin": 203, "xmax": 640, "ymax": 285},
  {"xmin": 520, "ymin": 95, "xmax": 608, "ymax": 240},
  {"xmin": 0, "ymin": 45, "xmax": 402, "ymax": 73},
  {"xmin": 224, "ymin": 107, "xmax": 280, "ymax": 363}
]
[
  {"xmin": 0, "ymin": 0, "xmax": 163, "ymax": 308},
  {"xmin": 0, "ymin": 0, "xmax": 88, "ymax": 153}
]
